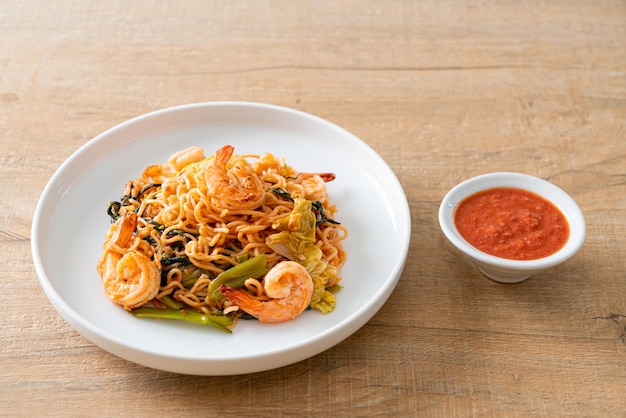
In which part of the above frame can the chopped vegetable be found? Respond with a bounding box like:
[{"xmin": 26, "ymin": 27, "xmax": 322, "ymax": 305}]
[
  {"xmin": 266, "ymin": 198, "xmax": 337, "ymax": 313},
  {"xmin": 160, "ymin": 256, "xmax": 190, "ymax": 266},
  {"xmin": 160, "ymin": 295, "xmax": 183, "ymax": 309},
  {"xmin": 180, "ymin": 266, "xmax": 210, "ymax": 288},
  {"xmin": 207, "ymin": 254, "xmax": 269, "ymax": 301},
  {"xmin": 138, "ymin": 183, "xmax": 160, "ymax": 197},
  {"xmin": 271, "ymin": 188, "xmax": 339, "ymax": 226},
  {"xmin": 271, "ymin": 187, "xmax": 294, "ymax": 201},
  {"xmin": 311, "ymin": 200, "xmax": 340, "ymax": 226},
  {"xmin": 132, "ymin": 307, "xmax": 234, "ymax": 333}
]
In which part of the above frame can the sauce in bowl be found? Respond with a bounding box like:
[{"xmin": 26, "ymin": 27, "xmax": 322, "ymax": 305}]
[{"xmin": 454, "ymin": 187, "xmax": 569, "ymax": 260}]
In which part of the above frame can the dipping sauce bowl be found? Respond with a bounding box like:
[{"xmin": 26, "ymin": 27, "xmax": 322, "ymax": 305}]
[{"xmin": 438, "ymin": 172, "xmax": 586, "ymax": 283}]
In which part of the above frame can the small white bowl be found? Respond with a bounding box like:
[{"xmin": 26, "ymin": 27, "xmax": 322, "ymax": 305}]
[{"xmin": 438, "ymin": 172, "xmax": 586, "ymax": 283}]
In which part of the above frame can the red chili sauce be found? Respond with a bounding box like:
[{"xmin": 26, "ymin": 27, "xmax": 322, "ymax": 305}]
[{"xmin": 454, "ymin": 187, "xmax": 569, "ymax": 260}]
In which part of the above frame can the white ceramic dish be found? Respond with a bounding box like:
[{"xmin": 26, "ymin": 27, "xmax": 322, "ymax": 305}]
[
  {"xmin": 31, "ymin": 102, "xmax": 411, "ymax": 375},
  {"xmin": 439, "ymin": 172, "xmax": 585, "ymax": 283}
]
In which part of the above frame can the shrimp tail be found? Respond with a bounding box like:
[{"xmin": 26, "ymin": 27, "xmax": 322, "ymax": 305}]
[
  {"xmin": 220, "ymin": 285, "xmax": 264, "ymax": 319},
  {"xmin": 317, "ymin": 172, "xmax": 335, "ymax": 182},
  {"xmin": 111, "ymin": 212, "xmax": 137, "ymax": 247},
  {"xmin": 215, "ymin": 145, "xmax": 235, "ymax": 165}
]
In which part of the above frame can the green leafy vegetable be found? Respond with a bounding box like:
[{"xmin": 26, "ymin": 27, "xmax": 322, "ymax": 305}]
[
  {"xmin": 311, "ymin": 200, "xmax": 340, "ymax": 226},
  {"xmin": 106, "ymin": 201, "xmax": 122, "ymax": 222},
  {"xmin": 271, "ymin": 188, "xmax": 339, "ymax": 226},
  {"xmin": 271, "ymin": 187, "xmax": 294, "ymax": 201},
  {"xmin": 160, "ymin": 256, "xmax": 190, "ymax": 266},
  {"xmin": 138, "ymin": 183, "xmax": 160, "ymax": 197}
]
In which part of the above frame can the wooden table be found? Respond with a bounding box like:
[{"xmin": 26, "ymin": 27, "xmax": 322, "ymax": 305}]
[{"xmin": 2, "ymin": 1, "xmax": 625, "ymax": 416}]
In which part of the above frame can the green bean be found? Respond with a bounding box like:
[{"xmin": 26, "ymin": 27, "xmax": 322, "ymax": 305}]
[
  {"xmin": 132, "ymin": 307, "xmax": 233, "ymax": 333},
  {"xmin": 207, "ymin": 254, "xmax": 268, "ymax": 301}
]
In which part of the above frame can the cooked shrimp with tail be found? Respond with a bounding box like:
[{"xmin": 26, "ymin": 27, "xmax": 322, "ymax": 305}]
[
  {"xmin": 205, "ymin": 145, "xmax": 265, "ymax": 210},
  {"xmin": 97, "ymin": 212, "xmax": 160, "ymax": 310},
  {"xmin": 142, "ymin": 146, "xmax": 206, "ymax": 182},
  {"xmin": 220, "ymin": 261, "xmax": 314, "ymax": 323},
  {"xmin": 295, "ymin": 172, "xmax": 335, "ymax": 204}
]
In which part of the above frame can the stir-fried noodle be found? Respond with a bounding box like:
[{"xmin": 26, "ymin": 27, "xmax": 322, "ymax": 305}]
[{"xmin": 97, "ymin": 145, "xmax": 347, "ymax": 331}]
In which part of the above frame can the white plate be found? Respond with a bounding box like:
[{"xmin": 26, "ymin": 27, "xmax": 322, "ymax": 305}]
[{"xmin": 31, "ymin": 102, "xmax": 411, "ymax": 375}]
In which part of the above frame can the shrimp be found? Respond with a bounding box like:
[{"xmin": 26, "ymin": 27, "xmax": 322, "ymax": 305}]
[
  {"xmin": 220, "ymin": 261, "xmax": 314, "ymax": 323},
  {"xmin": 143, "ymin": 146, "xmax": 205, "ymax": 181},
  {"xmin": 205, "ymin": 145, "xmax": 265, "ymax": 210},
  {"xmin": 96, "ymin": 212, "xmax": 160, "ymax": 310},
  {"xmin": 296, "ymin": 172, "xmax": 335, "ymax": 203}
]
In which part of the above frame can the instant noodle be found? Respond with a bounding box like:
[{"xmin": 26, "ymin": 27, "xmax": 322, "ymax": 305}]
[{"xmin": 97, "ymin": 145, "xmax": 347, "ymax": 332}]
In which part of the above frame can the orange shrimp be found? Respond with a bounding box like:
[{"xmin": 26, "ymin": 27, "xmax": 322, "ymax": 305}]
[
  {"xmin": 205, "ymin": 145, "xmax": 265, "ymax": 210},
  {"xmin": 143, "ymin": 146, "xmax": 206, "ymax": 182},
  {"xmin": 297, "ymin": 173, "xmax": 334, "ymax": 203},
  {"xmin": 220, "ymin": 261, "xmax": 314, "ymax": 323},
  {"xmin": 97, "ymin": 212, "xmax": 160, "ymax": 310}
]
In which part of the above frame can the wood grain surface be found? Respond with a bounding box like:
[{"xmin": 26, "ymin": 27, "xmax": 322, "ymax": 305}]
[{"xmin": 1, "ymin": 1, "xmax": 625, "ymax": 416}]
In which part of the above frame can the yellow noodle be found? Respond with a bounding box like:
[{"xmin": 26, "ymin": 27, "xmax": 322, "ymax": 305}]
[{"xmin": 99, "ymin": 146, "xmax": 347, "ymax": 322}]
